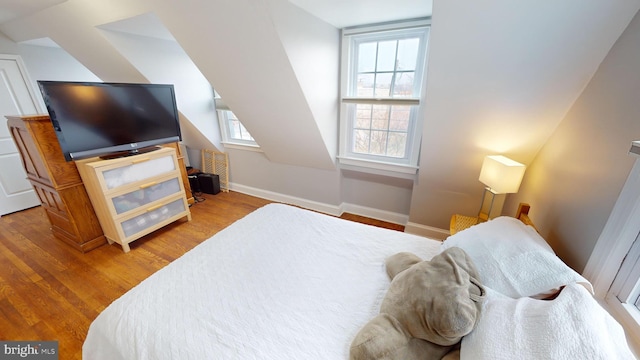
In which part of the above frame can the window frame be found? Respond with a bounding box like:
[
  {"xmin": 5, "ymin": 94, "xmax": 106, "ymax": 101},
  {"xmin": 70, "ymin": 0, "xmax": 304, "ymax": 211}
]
[
  {"xmin": 607, "ymin": 231, "xmax": 640, "ymax": 334},
  {"xmin": 584, "ymin": 150, "xmax": 640, "ymax": 354},
  {"xmin": 214, "ymin": 96, "xmax": 260, "ymax": 150},
  {"xmin": 338, "ymin": 19, "xmax": 430, "ymax": 177}
]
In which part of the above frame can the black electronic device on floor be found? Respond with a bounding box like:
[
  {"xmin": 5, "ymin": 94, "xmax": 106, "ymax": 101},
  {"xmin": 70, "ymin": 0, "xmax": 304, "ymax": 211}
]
[{"xmin": 196, "ymin": 173, "xmax": 220, "ymax": 195}]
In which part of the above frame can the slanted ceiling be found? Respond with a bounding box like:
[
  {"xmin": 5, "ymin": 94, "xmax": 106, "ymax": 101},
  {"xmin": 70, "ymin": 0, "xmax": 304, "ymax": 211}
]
[
  {"xmin": 0, "ymin": 0, "xmax": 338, "ymax": 170},
  {"xmin": 407, "ymin": 0, "xmax": 640, "ymax": 228}
]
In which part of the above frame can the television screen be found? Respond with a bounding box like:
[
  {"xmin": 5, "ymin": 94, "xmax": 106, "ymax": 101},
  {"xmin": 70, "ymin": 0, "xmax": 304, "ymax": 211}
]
[{"xmin": 38, "ymin": 81, "xmax": 182, "ymax": 161}]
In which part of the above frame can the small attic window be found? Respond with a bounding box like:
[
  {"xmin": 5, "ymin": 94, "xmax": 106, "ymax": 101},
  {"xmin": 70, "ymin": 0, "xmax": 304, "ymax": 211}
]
[
  {"xmin": 214, "ymin": 92, "xmax": 259, "ymax": 149},
  {"xmin": 220, "ymin": 110, "xmax": 255, "ymax": 143}
]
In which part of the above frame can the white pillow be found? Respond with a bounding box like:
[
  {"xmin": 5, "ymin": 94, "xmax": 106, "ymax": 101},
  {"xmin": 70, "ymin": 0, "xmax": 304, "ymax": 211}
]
[
  {"xmin": 441, "ymin": 216, "xmax": 592, "ymax": 298},
  {"xmin": 460, "ymin": 284, "xmax": 635, "ymax": 360}
]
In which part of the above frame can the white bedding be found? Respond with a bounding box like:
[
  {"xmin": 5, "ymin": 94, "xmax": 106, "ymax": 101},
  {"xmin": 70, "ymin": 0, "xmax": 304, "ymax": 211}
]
[
  {"xmin": 441, "ymin": 216, "xmax": 592, "ymax": 298},
  {"xmin": 83, "ymin": 203, "xmax": 440, "ymax": 360},
  {"xmin": 84, "ymin": 204, "xmax": 636, "ymax": 360},
  {"xmin": 461, "ymin": 284, "xmax": 636, "ymax": 360}
]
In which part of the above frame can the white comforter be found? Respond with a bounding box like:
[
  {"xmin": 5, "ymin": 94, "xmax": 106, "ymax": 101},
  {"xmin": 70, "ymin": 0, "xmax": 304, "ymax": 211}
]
[
  {"xmin": 83, "ymin": 203, "xmax": 440, "ymax": 360},
  {"xmin": 461, "ymin": 284, "xmax": 636, "ymax": 360}
]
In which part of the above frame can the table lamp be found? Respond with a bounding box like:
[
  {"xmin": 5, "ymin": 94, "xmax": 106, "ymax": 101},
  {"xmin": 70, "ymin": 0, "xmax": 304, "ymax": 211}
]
[{"xmin": 478, "ymin": 155, "xmax": 526, "ymax": 221}]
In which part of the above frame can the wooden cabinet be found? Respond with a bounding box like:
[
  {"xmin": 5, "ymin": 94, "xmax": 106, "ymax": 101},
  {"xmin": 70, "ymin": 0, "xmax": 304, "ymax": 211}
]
[
  {"xmin": 6, "ymin": 114, "xmax": 107, "ymax": 252},
  {"xmin": 75, "ymin": 147, "xmax": 191, "ymax": 252}
]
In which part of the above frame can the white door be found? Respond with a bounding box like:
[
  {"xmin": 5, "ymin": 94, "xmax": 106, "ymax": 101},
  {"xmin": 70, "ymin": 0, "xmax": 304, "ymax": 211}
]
[{"xmin": 0, "ymin": 55, "xmax": 42, "ymax": 216}]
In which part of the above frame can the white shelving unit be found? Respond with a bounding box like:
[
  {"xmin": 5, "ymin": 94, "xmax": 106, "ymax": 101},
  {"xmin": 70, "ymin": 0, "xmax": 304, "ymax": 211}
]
[{"xmin": 75, "ymin": 147, "xmax": 191, "ymax": 252}]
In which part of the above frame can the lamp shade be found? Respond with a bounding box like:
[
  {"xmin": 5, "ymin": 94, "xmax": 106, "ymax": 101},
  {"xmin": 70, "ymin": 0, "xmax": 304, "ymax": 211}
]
[{"xmin": 479, "ymin": 155, "xmax": 526, "ymax": 194}]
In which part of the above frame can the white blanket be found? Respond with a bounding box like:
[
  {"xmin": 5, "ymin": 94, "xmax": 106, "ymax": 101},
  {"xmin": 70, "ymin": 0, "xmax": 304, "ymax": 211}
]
[
  {"xmin": 461, "ymin": 283, "xmax": 636, "ymax": 360},
  {"xmin": 442, "ymin": 216, "xmax": 593, "ymax": 299},
  {"xmin": 83, "ymin": 203, "xmax": 440, "ymax": 360}
]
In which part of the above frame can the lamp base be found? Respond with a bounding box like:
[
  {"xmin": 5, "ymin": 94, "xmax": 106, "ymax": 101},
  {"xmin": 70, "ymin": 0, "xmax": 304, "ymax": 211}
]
[{"xmin": 478, "ymin": 187, "xmax": 507, "ymax": 221}]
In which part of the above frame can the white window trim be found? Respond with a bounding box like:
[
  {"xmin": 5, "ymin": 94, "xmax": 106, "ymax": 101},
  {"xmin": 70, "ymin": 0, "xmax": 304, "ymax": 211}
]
[
  {"xmin": 338, "ymin": 156, "xmax": 419, "ymax": 180},
  {"xmin": 609, "ymin": 232, "xmax": 640, "ymax": 301},
  {"xmin": 220, "ymin": 141, "xmax": 263, "ymax": 153},
  {"xmin": 338, "ymin": 18, "xmax": 430, "ymax": 178},
  {"xmin": 583, "ymin": 142, "xmax": 640, "ymax": 355}
]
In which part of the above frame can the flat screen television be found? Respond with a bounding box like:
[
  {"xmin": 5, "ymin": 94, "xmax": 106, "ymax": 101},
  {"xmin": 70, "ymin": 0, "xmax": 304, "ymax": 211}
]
[{"xmin": 38, "ymin": 81, "xmax": 182, "ymax": 161}]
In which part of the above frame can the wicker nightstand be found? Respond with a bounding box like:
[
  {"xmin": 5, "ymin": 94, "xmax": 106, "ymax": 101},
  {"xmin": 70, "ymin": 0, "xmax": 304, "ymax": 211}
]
[{"xmin": 450, "ymin": 214, "xmax": 480, "ymax": 235}]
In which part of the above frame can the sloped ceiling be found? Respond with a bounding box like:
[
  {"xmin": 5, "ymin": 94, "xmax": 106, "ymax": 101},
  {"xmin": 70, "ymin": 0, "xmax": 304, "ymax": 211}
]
[
  {"xmin": 0, "ymin": 0, "xmax": 343, "ymax": 170},
  {"xmin": 288, "ymin": 0, "xmax": 431, "ymax": 28},
  {"xmin": 408, "ymin": 0, "xmax": 640, "ymax": 228},
  {"xmin": 0, "ymin": 0, "xmax": 433, "ymax": 173},
  {"xmin": 0, "ymin": 0, "xmax": 66, "ymax": 24},
  {"xmin": 0, "ymin": 0, "xmax": 431, "ymax": 29}
]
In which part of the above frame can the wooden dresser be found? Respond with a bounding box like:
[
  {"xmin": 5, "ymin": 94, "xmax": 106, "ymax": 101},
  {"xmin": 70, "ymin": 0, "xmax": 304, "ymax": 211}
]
[
  {"xmin": 7, "ymin": 114, "xmax": 106, "ymax": 252},
  {"xmin": 7, "ymin": 114, "xmax": 194, "ymax": 253}
]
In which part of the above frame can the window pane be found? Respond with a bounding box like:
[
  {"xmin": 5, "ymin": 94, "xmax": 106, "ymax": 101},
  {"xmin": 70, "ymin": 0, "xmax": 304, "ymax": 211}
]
[
  {"xmin": 387, "ymin": 132, "xmax": 407, "ymax": 158},
  {"xmin": 238, "ymin": 123, "xmax": 253, "ymax": 141},
  {"xmin": 371, "ymin": 105, "xmax": 389, "ymax": 130},
  {"xmin": 396, "ymin": 38, "xmax": 420, "ymax": 71},
  {"xmin": 229, "ymin": 119, "xmax": 242, "ymax": 138},
  {"xmin": 225, "ymin": 110, "xmax": 254, "ymax": 141},
  {"xmin": 389, "ymin": 106, "xmax": 411, "ymax": 131},
  {"xmin": 393, "ymin": 71, "xmax": 415, "ymax": 97},
  {"xmin": 358, "ymin": 42, "xmax": 377, "ymax": 73},
  {"xmin": 354, "ymin": 129, "xmax": 371, "ymax": 153},
  {"xmin": 357, "ymin": 73, "xmax": 375, "ymax": 97},
  {"xmin": 351, "ymin": 104, "xmax": 413, "ymax": 158},
  {"xmin": 356, "ymin": 104, "xmax": 373, "ymax": 128},
  {"xmin": 369, "ymin": 130, "xmax": 388, "ymax": 155},
  {"xmin": 374, "ymin": 73, "xmax": 393, "ymax": 97},
  {"xmin": 376, "ymin": 40, "xmax": 397, "ymax": 72}
]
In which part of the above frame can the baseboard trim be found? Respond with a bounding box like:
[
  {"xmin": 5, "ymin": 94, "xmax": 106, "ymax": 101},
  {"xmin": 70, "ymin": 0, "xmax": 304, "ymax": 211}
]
[
  {"xmin": 229, "ymin": 183, "xmax": 410, "ymax": 226},
  {"xmin": 230, "ymin": 183, "xmax": 342, "ymax": 216},
  {"xmin": 340, "ymin": 203, "xmax": 408, "ymax": 226},
  {"xmin": 404, "ymin": 222, "xmax": 450, "ymax": 241}
]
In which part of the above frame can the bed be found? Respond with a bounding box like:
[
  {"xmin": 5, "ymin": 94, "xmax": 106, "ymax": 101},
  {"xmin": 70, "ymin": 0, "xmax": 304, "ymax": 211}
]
[{"xmin": 83, "ymin": 203, "xmax": 636, "ymax": 359}]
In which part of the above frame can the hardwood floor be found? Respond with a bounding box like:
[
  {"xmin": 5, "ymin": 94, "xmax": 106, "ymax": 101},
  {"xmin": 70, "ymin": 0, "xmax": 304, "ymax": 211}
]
[{"xmin": 0, "ymin": 191, "xmax": 403, "ymax": 359}]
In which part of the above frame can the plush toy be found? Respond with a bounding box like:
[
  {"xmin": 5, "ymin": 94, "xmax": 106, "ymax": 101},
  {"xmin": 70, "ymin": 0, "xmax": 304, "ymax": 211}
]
[{"xmin": 350, "ymin": 247, "xmax": 485, "ymax": 360}]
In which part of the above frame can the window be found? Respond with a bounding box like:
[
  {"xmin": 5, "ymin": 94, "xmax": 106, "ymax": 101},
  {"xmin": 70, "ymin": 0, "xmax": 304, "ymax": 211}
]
[
  {"xmin": 588, "ymin": 152, "xmax": 640, "ymax": 352},
  {"xmin": 214, "ymin": 92, "xmax": 258, "ymax": 148},
  {"xmin": 220, "ymin": 110, "xmax": 255, "ymax": 143},
  {"xmin": 610, "ymin": 232, "xmax": 640, "ymax": 324},
  {"xmin": 339, "ymin": 19, "xmax": 430, "ymax": 175}
]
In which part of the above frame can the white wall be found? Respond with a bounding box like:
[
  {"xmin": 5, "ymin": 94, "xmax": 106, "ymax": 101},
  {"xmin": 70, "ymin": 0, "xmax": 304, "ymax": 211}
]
[
  {"xmin": 0, "ymin": 11, "xmax": 412, "ymax": 223},
  {"xmin": 16, "ymin": 45, "xmax": 99, "ymax": 91},
  {"xmin": 266, "ymin": 0, "xmax": 340, "ymax": 159},
  {"xmin": 341, "ymin": 171, "xmax": 413, "ymax": 222},
  {"xmin": 0, "ymin": 33, "xmax": 99, "ymax": 111},
  {"xmin": 98, "ymin": 26, "xmax": 222, "ymax": 154},
  {"xmin": 227, "ymin": 150, "xmax": 342, "ymax": 208},
  {"xmin": 226, "ymin": 148, "xmax": 414, "ymax": 223},
  {"xmin": 4, "ymin": 0, "xmax": 639, "ymax": 234},
  {"xmin": 508, "ymin": 9, "xmax": 640, "ymax": 271},
  {"xmin": 151, "ymin": 0, "xmax": 337, "ymax": 170},
  {"xmin": 408, "ymin": 0, "xmax": 640, "ymax": 230},
  {"xmin": 0, "ymin": 0, "xmax": 338, "ymax": 169}
]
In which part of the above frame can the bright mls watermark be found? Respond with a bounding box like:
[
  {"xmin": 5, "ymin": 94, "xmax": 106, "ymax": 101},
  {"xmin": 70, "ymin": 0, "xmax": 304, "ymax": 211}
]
[{"xmin": 1, "ymin": 341, "xmax": 57, "ymax": 359}]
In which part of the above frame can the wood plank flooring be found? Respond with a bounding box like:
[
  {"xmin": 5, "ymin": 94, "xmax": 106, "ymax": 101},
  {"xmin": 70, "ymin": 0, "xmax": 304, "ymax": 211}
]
[{"xmin": 0, "ymin": 191, "xmax": 403, "ymax": 359}]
